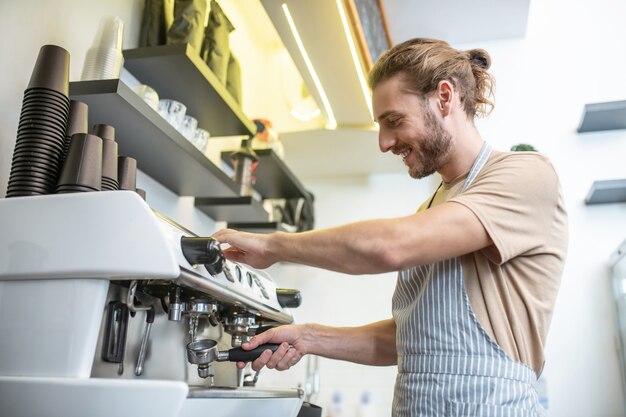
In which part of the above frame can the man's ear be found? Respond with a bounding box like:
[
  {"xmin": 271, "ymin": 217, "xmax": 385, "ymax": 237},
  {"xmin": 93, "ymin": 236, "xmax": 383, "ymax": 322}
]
[{"xmin": 435, "ymin": 80, "xmax": 454, "ymax": 117}]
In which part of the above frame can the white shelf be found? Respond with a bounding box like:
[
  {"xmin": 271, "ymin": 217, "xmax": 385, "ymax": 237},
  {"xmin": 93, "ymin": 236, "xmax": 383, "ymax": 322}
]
[{"xmin": 585, "ymin": 179, "xmax": 626, "ymax": 205}]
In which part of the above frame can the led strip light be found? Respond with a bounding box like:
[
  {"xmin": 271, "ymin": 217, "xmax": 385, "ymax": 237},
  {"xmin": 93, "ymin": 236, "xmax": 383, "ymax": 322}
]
[
  {"xmin": 282, "ymin": 3, "xmax": 337, "ymax": 129},
  {"xmin": 336, "ymin": 0, "xmax": 373, "ymax": 118}
]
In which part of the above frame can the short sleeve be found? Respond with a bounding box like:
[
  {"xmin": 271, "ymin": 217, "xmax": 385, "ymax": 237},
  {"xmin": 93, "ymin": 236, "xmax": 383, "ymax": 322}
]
[{"xmin": 449, "ymin": 153, "xmax": 560, "ymax": 264}]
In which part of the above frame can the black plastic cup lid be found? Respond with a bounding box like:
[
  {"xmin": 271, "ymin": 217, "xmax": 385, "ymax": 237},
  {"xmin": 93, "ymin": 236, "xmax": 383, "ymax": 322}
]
[
  {"xmin": 17, "ymin": 121, "xmax": 65, "ymax": 135},
  {"xmin": 11, "ymin": 160, "xmax": 58, "ymax": 172},
  {"xmin": 19, "ymin": 111, "xmax": 69, "ymax": 127},
  {"xmin": 12, "ymin": 158, "xmax": 61, "ymax": 171},
  {"xmin": 102, "ymin": 176, "xmax": 119, "ymax": 184},
  {"xmin": 56, "ymin": 189, "xmax": 97, "ymax": 194},
  {"xmin": 27, "ymin": 45, "xmax": 70, "ymax": 97},
  {"xmin": 7, "ymin": 180, "xmax": 51, "ymax": 189},
  {"xmin": 56, "ymin": 185, "xmax": 99, "ymax": 192},
  {"xmin": 19, "ymin": 110, "xmax": 68, "ymax": 123},
  {"xmin": 7, "ymin": 181, "xmax": 54, "ymax": 191},
  {"xmin": 20, "ymin": 103, "xmax": 68, "ymax": 115},
  {"xmin": 22, "ymin": 94, "xmax": 70, "ymax": 110},
  {"xmin": 11, "ymin": 164, "xmax": 58, "ymax": 179},
  {"xmin": 9, "ymin": 171, "xmax": 56, "ymax": 182},
  {"xmin": 21, "ymin": 100, "xmax": 70, "ymax": 115},
  {"xmin": 57, "ymin": 133, "xmax": 103, "ymax": 190},
  {"xmin": 13, "ymin": 145, "xmax": 61, "ymax": 155},
  {"xmin": 6, "ymin": 190, "xmax": 47, "ymax": 197},
  {"xmin": 18, "ymin": 116, "xmax": 68, "ymax": 132},
  {"xmin": 101, "ymin": 139, "xmax": 118, "ymax": 180},
  {"xmin": 11, "ymin": 162, "xmax": 57, "ymax": 174},
  {"xmin": 18, "ymin": 131, "xmax": 66, "ymax": 145},
  {"xmin": 13, "ymin": 143, "xmax": 63, "ymax": 154},
  {"xmin": 14, "ymin": 139, "xmax": 64, "ymax": 153},
  {"xmin": 66, "ymin": 101, "xmax": 89, "ymax": 137},
  {"xmin": 22, "ymin": 92, "xmax": 70, "ymax": 107},
  {"xmin": 117, "ymin": 156, "xmax": 137, "ymax": 191},
  {"xmin": 7, "ymin": 190, "xmax": 48, "ymax": 195},
  {"xmin": 22, "ymin": 99, "xmax": 70, "ymax": 113},
  {"xmin": 8, "ymin": 176, "xmax": 55, "ymax": 185},
  {"xmin": 20, "ymin": 107, "xmax": 69, "ymax": 126},
  {"xmin": 25, "ymin": 87, "xmax": 71, "ymax": 102},
  {"xmin": 101, "ymin": 179, "xmax": 119, "ymax": 186},
  {"xmin": 92, "ymin": 124, "xmax": 115, "ymax": 141},
  {"xmin": 14, "ymin": 137, "xmax": 64, "ymax": 148},
  {"xmin": 11, "ymin": 157, "xmax": 60, "ymax": 170},
  {"xmin": 101, "ymin": 178, "xmax": 119, "ymax": 186},
  {"xmin": 13, "ymin": 150, "xmax": 63, "ymax": 162}
]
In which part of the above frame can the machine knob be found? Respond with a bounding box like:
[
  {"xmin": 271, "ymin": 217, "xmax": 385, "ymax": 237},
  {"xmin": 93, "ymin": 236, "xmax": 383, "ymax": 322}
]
[
  {"xmin": 180, "ymin": 237, "xmax": 225, "ymax": 275},
  {"xmin": 275, "ymin": 288, "xmax": 302, "ymax": 308}
]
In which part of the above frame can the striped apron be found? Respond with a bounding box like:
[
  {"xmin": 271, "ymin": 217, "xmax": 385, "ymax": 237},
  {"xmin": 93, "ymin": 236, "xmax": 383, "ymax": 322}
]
[{"xmin": 392, "ymin": 143, "xmax": 545, "ymax": 417}]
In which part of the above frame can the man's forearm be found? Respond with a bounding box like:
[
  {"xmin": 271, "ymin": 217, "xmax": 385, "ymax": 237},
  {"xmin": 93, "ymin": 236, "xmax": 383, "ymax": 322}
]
[
  {"xmin": 269, "ymin": 220, "xmax": 406, "ymax": 274},
  {"xmin": 305, "ymin": 319, "xmax": 397, "ymax": 366}
]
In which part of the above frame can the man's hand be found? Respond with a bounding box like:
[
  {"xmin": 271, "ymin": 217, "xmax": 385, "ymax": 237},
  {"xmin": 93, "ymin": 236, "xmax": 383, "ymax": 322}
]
[
  {"xmin": 238, "ymin": 324, "xmax": 311, "ymax": 372},
  {"xmin": 213, "ymin": 228, "xmax": 280, "ymax": 269}
]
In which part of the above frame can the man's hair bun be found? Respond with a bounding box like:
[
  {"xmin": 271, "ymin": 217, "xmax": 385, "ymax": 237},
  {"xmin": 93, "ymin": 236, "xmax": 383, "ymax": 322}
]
[{"xmin": 468, "ymin": 49, "xmax": 491, "ymax": 70}]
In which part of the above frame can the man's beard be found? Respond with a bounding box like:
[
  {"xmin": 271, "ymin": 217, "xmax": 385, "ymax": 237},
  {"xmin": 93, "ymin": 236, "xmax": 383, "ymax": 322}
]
[{"xmin": 408, "ymin": 106, "xmax": 453, "ymax": 179}]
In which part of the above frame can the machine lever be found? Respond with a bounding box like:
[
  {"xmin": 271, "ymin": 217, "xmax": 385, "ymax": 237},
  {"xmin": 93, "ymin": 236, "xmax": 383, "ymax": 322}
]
[{"xmin": 135, "ymin": 306, "xmax": 155, "ymax": 376}]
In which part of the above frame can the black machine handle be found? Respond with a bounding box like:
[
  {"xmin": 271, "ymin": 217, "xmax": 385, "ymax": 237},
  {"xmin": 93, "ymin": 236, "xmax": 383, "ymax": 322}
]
[
  {"xmin": 226, "ymin": 344, "xmax": 281, "ymax": 362},
  {"xmin": 255, "ymin": 325, "xmax": 278, "ymax": 335},
  {"xmin": 276, "ymin": 288, "xmax": 302, "ymax": 308},
  {"xmin": 101, "ymin": 301, "xmax": 129, "ymax": 363},
  {"xmin": 180, "ymin": 237, "xmax": 225, "ymax": 275}
]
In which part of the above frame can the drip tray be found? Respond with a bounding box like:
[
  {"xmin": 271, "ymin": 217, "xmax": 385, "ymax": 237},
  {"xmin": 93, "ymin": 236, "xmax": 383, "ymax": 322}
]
[{"xmin": 181, "ymin": 386, "xmax": 304, "ymax": 417}]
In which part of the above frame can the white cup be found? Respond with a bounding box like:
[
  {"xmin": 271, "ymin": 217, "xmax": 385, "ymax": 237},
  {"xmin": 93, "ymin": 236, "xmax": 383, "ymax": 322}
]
[
  {"xmin": 180, "ymin": 115, "xmax": 198, "ymax": 141},
  {"xmin": 158, "ymin": 99, "xmax": 187, "ymax": 129}
]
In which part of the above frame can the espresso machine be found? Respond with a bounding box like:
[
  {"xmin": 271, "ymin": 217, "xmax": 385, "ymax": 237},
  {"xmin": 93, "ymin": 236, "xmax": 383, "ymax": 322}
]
[{"xmin": 0, "ymin": 191, "xmax": 304, "ymax": 417}]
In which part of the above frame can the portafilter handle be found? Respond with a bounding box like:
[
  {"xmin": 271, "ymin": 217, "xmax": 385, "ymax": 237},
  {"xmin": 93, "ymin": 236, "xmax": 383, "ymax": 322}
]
[
  {"xmin": 220, "ymin": 344, "xmax": 281, "ymax": 362},
  {"xmin": 187, "ymin": 339, "xmax": 281, "ymax": 378}
]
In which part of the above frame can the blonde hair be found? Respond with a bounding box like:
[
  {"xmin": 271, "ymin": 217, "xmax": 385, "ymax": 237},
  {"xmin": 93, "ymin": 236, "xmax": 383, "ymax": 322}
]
[{"xmin": 368, "ymin": 38, "xmax": 495, "ymax": 118}]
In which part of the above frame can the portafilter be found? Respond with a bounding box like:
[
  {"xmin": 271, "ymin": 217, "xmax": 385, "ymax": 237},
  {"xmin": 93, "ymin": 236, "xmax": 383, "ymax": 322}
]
[{"xmin": 187, "ymin": 339, "xmax": 280, "ymax": 378}]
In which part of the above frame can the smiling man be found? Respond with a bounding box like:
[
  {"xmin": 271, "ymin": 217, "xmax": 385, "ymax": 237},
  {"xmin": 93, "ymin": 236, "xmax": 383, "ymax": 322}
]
[{"xmin": 213, "ymin": 38, "xmax": 568, "ymax": 417}]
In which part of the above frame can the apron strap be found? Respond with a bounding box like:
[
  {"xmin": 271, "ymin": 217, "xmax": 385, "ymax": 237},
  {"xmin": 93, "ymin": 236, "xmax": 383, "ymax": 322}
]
[{"xmin": 462, "ymin": 142, "xmax": 492, "ymax": 192}]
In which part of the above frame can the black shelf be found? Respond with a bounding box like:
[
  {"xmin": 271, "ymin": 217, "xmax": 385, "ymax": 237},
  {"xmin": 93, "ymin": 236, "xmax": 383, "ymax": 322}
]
[
  {"xmin": 585, "ymin": 179, "xmax": 626, "ymax": 205},
  {"xmin": 222, "ymin": 148, "xmax": 311, "ymax": 199},
  {"xmin": 578, "ymin": 100, "xmax": 626, "ymax": 133},
  {"xmin": 195, "ymin": 196, "xmax": 270, "ymax": 222},
  {"xmin": 124, "ymin": 44, "xmax": 256, "ymax": 137},
  {"xmin": 69, "ymin": 79, "xmax": 239, "ymax": 198},
  {"xmin": 226, "ymin": 221, "xmax": 295, "ymax": 234}
]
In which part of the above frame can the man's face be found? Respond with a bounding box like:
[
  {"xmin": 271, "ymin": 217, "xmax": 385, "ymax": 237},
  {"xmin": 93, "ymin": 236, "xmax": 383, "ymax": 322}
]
[{"xmin": 373, "ymin": 74, "xmax": 452, "ymax": 179}]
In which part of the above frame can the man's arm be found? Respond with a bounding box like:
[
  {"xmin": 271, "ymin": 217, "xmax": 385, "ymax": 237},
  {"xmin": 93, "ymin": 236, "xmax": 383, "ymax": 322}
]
[
  {"xmin": 214, "ymin": 201, "xmax": 491, "ymax": 274},
  {"xmin": 241, "ymin": 319, "xmax": 398, "ymax": 371}
]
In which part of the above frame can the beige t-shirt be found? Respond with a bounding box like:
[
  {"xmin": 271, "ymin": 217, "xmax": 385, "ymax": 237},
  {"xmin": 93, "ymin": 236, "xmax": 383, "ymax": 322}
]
[{"xmin": 420, "ymin": 150, "xmax": 568, "ymax": 375}]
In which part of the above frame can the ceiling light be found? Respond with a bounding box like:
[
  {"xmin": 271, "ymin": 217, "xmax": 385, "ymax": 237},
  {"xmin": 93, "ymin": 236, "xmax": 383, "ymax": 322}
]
[{"xmin": 282, "ymin": 3, "xmax": 337, "ymax": 130}]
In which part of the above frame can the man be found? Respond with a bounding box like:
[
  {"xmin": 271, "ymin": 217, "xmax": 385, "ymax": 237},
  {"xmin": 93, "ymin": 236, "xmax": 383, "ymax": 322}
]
[{"xmin": 214, "ymin": 38, "xmax": 567, "ymax": 416}]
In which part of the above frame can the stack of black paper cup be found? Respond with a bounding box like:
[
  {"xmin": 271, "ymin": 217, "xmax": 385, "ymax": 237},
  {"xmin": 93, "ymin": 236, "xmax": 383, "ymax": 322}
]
[
  {"xmin": 7, "ymin": 45, "xmax": 71, "ymax": 197},
  {"xmin": 56, "ymin": 133, "xmax": 103, "ymax": 193},
  {"xmin": 93, "ymin": 124, "xmax": 119, "ymax": 191},
  {"xmin": 63, "ymin": 101, "xmax": 89, "ymax": 162}
]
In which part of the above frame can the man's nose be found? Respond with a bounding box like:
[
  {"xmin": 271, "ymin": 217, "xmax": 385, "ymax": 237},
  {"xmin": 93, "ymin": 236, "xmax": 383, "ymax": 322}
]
[{"xmin": 379, "ymin": 131, "xmax": 395, "ymax": 153}]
